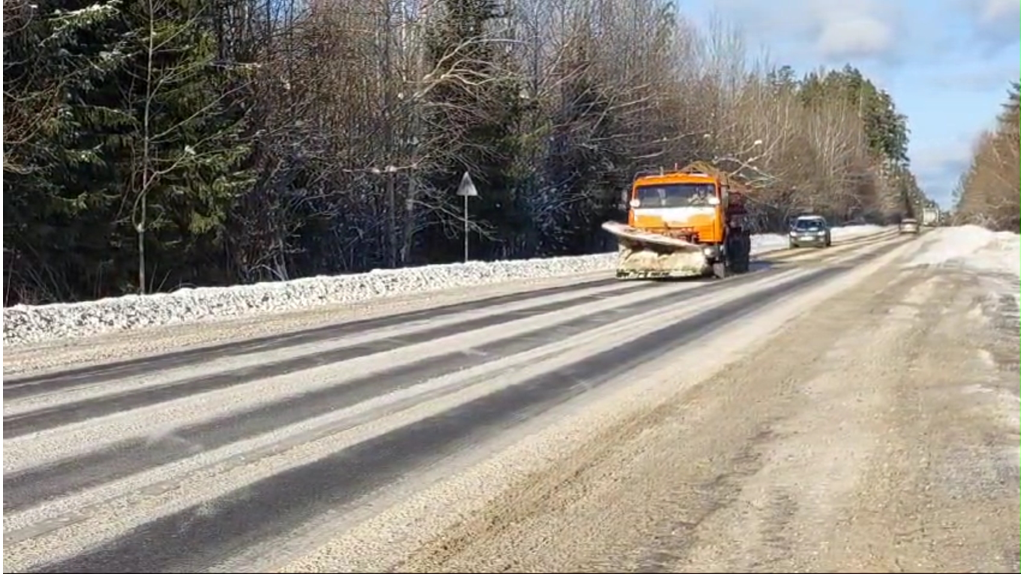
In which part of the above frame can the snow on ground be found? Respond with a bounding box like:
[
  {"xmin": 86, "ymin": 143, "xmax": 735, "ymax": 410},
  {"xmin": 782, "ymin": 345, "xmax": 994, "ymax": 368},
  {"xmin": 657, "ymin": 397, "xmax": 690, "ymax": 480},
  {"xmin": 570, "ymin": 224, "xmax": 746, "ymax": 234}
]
[
  {"xmin": 907, "ymin": 225, "xmax": 1020, "ymax": 280},
  {"xmin": 2, "ymin": 225, "xmax": 888, "ymax": 348},
  {"xmin": 907, "ymin": 227, "xmax": 1021, "ymax": 469},
  {"xmin": 907, "ymin": 225, "xmax": 1020, "ymax": 353}
]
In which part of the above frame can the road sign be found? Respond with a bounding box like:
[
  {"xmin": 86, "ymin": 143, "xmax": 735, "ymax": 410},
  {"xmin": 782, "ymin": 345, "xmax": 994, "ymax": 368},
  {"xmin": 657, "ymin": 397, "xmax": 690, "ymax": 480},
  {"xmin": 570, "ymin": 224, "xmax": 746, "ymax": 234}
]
[
  {"xmin": 456, "ymin": 171, "xmax": 478, "ymax": 263},
  {"xmin": 456, "ymin": 171, "xmax": 478, "ymax": 197}
]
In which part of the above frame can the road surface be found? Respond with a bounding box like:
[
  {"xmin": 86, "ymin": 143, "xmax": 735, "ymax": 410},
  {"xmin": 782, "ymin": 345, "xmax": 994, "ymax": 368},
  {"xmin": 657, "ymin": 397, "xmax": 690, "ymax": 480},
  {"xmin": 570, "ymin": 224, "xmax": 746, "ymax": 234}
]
[{"xmin": 3, "ymin": 230, "xmax": 1019, "ymax": 573}]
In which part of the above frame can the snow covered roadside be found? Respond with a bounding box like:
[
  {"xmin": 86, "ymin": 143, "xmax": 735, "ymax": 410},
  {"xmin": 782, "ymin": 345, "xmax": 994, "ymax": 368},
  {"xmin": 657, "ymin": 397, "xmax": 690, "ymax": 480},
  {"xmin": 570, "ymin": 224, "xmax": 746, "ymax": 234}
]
[
  {"xmin": 2, "ymin": 224, "xmax": 887, "ymax": 348},
  {"xmin": 906, "ymin": 225, "xmax": 1020, "ymax": 280},
  {"xmin": 905, "ymin": 225, "xmax": 1020, "ymax": 334}
]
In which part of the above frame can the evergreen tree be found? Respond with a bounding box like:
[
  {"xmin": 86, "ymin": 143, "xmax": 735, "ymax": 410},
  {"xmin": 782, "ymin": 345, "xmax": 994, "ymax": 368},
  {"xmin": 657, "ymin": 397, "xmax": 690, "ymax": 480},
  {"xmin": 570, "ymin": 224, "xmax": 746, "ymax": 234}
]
[
  {"xmin": 116, "ymin": 0, "xmax": 253, "ymax": 292},
  {"xmin": 3, "ymin": 0, "xmax": 133, "ymax": 301},
  {"xmin": 422, "ymin": 0, "xmax": 526, "ymax": 259},
  {"xmin": 3, "ymin": 0, "xmax": 253, "ymax": 301},
  {"xmin": 798, "ymin": 66, "xmax": 910, "ymax": 166},
  {"xmin": 998, "ymin": 81, "xmax": 1020, "ymax": 134}
]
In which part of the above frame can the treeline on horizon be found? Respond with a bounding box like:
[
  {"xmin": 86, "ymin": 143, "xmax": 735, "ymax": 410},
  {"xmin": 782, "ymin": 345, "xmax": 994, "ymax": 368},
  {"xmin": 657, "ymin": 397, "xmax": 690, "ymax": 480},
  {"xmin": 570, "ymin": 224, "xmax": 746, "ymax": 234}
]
[{"xmin": 4, "ymin": 0, "xmax": 930, "ymax": 305}]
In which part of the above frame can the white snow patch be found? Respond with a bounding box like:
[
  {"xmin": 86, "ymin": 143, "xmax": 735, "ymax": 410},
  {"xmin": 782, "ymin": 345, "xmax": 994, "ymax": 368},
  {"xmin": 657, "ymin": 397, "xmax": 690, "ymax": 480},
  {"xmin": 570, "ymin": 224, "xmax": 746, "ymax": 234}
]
[
  {"xmin": 906, "ymin": 225, "xmax": 1021, "ymax": 279},
  {"xmin": 1, "ymin": 225, "xmax": 886, "ymax": 347},
  {"xmin": 907, "ymin": 226, "xmax": 1021, "ymax": 330}
]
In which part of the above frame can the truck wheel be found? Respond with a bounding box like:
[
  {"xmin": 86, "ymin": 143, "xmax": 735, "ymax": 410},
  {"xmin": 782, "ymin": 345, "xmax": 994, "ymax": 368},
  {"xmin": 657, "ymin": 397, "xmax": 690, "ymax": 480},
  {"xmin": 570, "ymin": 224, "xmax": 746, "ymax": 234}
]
[
  {"xmin": 726, "ymin": 247, "xmax": 749, "ymax": 274},
  {"xmin": 736, "ymin": 253, "xmax": 750, "ymax": 273}
]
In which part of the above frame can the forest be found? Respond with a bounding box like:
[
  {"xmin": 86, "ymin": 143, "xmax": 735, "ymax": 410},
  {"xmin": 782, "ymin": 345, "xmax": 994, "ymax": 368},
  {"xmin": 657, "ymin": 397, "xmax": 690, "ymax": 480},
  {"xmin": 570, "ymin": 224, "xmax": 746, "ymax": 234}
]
[
  {"xmin": 4, "ymin": 0, "xmax": 929, "ymax": 305},
  {"xmin": 954, "ymin": 82, "xmax": 1020, "ymax": 233}
]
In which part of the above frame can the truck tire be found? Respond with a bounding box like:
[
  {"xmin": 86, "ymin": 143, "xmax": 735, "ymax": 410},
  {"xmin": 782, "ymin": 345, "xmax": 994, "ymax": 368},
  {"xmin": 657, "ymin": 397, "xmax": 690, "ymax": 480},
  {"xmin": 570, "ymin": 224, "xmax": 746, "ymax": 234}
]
[
  {"xmin": 734, "ymin": 251, "xmax": 750, "ymax": 273},
  {"xmin": 727, "ymin": 231, "xmax": 751, "ymax": 274}
]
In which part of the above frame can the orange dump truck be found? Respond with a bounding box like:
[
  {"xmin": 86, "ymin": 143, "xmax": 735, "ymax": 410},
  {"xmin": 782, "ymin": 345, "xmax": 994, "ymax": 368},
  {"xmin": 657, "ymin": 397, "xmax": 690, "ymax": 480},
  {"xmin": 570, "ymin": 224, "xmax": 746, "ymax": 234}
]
[{"xmin": 602, "ymin": 161, "xmax": 752, "ymax": 279}]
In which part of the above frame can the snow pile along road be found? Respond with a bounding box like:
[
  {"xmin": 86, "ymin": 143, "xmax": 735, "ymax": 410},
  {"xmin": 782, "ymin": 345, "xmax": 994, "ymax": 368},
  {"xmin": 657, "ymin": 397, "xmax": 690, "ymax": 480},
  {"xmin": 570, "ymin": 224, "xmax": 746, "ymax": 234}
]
[
  {"xmin": 907, "ymin": 225, "xmax": 1020, "ymax": 279},
  {"xmin": 906, "ymin": 225, "xmax": 1021, "ymax": 328},
  {"xmin": 2, "ymin": 225, "xmax": 886, "ymax": 348}
]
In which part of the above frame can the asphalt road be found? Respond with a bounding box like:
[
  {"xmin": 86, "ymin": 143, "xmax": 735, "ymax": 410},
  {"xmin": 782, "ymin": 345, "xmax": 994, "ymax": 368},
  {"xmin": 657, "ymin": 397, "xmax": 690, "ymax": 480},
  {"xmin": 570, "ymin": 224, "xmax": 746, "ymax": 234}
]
[{"xmin": 4, "ymin": 230, "xmax": 1018, "ymax": 573}]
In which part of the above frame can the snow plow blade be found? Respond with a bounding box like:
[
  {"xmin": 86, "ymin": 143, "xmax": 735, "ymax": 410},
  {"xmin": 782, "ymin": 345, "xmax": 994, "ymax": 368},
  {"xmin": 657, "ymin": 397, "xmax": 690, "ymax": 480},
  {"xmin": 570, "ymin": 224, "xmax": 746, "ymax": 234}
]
[{"xmin": 602, "ymin": 221, "xmax": 710, "ymax": 279}]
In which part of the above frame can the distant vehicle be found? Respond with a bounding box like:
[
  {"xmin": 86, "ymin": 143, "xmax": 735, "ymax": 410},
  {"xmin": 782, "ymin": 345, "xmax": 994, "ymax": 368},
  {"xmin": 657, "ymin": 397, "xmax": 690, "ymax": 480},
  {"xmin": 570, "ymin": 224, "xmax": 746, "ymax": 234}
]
[
  {"xmin": 899, "ymin": 218, "xmax": 921, "ymax": 235},
  {"xmin": 921, "ymin": 207, "xmax": 939, "ymax": 226},
  {"xmin": 789, "ymin": 215, "xmax": 832, "ymax": 248}
]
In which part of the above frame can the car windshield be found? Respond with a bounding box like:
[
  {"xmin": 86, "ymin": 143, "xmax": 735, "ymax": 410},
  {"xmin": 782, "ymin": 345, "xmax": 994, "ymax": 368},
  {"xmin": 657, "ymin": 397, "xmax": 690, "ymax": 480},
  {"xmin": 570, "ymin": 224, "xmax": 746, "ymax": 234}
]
[
  {"xmin": 794, "ymin": 219, "xmax": 824, "ymax": 230},
  {"xmin": 634, "ymin": 183, "xmax": 717, "ymax": 208}
]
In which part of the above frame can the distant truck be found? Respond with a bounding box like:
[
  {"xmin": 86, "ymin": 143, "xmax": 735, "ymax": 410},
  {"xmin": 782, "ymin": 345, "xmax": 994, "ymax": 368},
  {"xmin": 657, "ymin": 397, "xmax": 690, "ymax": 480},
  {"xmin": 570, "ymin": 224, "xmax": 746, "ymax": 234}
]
[{"xmin": 921, "ymin": 207, "xmax": 939, "ymax": 226}]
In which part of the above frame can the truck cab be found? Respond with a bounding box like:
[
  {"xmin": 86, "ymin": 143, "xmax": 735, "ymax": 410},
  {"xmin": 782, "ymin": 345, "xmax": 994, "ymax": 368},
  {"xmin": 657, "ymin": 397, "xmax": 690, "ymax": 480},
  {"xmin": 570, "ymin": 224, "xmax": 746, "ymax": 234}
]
[
  {"xmin": 628, "ymin": 173, "xmax": 725, "ymax": 245},
  {"xmin": 626, "ymin": 165, "xmax": 748, "ymax": 247}
]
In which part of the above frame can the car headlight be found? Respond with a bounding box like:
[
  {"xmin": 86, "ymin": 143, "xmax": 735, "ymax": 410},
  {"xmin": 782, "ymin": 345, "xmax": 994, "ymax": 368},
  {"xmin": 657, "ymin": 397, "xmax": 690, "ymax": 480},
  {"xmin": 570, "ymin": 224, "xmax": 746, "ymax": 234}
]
[
  {"xmin": 817, "ymin": 230, "xmax": 826, "ymax": 236},
  {"xmin": 789, "ymin": 231, "xmax": 797, "ymax": 236}
]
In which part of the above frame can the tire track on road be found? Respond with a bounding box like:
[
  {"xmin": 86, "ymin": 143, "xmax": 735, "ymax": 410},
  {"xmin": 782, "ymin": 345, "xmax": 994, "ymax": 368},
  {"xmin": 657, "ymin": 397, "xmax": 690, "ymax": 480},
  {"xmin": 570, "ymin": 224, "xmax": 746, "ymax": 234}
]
[
  {"xmin": 4, "ymin": 283, "xmax": 651, "ymax": 438},
  {"xmin": 4, "ymin": 233, "xmax": 907, "ymax": 573},
  {"xmin": 758, "ymin": 229, "xmax": 898, "ymax": 263},
  {"xmin": 10, "ymin": 236, "xmax": 891, "ymax": 434},
  {"xmin": 2, "ymin": 230, "xmax": 895, "ymax": 398},
  {"xmin": 2, "ymin": 277, "xmax": 624, "ymax": 396},
  {"xmin": 3, "ymin": 266, "xmax": 779, "ymax": 511},
  {"xmin": 22, "ymin": 265, "xmax": 848, "ymax": 574}
]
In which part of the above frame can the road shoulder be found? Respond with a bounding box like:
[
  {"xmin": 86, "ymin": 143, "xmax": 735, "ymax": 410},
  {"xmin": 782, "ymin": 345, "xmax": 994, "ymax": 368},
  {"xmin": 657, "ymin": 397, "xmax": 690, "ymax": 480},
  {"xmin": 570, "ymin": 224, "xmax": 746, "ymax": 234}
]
[{"xmin": 373, "ymin": 253, "xmax": 1020, "ymax": 572}]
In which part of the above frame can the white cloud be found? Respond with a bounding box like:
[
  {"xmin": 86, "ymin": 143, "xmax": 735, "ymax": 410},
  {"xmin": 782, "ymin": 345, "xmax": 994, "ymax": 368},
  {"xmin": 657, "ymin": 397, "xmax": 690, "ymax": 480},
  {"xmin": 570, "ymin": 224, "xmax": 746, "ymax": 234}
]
[
  {"xmin": 914, "ymin": 143, "xmax": 975, "ymax": 174},
  {"xmin": 816, "ymin": 16, "xmax": 894, "ymax": 59},
  {"xmin": 954, "ymin": 0, "xmax": 1022, "ymax": 47},
  {"xmin": 928, "ymin": 65, "xmax": 1021, "ymax": 90},
  {"xmin": 912, "ymin": 143, "xmax": 975, "ymax": 205},
  {"xmin": 979, "ymin": 0, "xmax": 1020, "ymax": 23},
  {"xmin": 711, "ymin": 0, "xmax": 902, "ymax": 60},
  {"xmin": 911, "ymin": 140, "xmax": 978, "ymax": 201}
]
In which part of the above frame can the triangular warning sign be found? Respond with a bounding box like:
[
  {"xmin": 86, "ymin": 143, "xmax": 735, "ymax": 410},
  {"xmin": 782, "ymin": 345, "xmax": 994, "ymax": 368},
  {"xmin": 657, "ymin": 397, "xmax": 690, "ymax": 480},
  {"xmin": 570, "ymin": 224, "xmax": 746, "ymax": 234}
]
[{"xmin": 456, "ymin": 171, "xmax": 478, "ymax": 197}]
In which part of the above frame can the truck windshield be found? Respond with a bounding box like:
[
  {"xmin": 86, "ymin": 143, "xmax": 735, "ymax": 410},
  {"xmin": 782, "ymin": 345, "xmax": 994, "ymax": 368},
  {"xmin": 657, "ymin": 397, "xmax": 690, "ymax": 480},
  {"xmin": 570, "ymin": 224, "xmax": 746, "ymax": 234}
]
[{"xmin": 635, "ymin": 183, "xmax": 717, "ymax": 208}]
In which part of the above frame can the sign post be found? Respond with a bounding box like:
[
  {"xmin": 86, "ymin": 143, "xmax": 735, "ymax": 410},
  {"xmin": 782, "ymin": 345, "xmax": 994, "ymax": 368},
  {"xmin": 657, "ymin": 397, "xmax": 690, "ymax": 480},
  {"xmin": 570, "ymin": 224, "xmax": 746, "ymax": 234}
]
[{"xmin": 456, "ymin": 171, "xmax": 478, "ymax": 263}]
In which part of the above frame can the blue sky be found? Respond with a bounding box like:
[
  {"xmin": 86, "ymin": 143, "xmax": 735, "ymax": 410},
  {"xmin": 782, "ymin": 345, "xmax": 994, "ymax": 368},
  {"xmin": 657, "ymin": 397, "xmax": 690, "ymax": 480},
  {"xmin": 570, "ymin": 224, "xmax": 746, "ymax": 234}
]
[{"xmin": 682, "ymin": 0, "xmax": 1021, "ymax": 209}]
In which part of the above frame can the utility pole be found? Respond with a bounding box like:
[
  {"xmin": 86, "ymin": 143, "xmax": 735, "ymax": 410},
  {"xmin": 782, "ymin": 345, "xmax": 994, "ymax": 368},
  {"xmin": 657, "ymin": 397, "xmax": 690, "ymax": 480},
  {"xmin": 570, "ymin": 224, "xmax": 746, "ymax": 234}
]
[
  {"xmin": 456, "ymin": 171, "xmax": 479, "ymax": 263},
  {"xmin": 385, "ymin": 165, "xmax": 397, "ymax": 268}
]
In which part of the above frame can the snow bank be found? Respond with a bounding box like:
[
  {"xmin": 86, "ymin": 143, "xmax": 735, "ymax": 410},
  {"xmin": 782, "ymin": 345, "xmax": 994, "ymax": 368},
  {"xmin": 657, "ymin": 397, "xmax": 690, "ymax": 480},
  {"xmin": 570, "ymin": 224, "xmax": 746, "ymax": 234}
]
[
  {"xmin": 2, "ymin": 225, "xmax": 888, "ymax": 347},
  {"xmin": 907, "ymin": 225, "xmax": 1021, "ymax": 279}
]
